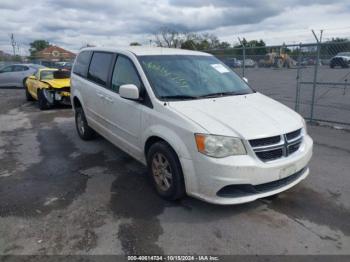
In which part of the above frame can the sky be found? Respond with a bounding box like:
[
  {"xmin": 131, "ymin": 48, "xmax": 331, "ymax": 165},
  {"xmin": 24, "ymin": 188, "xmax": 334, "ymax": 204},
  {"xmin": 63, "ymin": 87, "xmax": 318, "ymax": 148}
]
[{"xmin": 1, "ymin": 0, "xmax": 350, "ymax": 55}]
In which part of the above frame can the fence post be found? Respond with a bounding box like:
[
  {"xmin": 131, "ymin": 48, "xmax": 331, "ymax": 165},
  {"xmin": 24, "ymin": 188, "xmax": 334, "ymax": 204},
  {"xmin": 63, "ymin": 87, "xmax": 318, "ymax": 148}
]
[
  {"xmin": 295, "ymin": 43, "xmax": 302, "ymax": 112},
  {"xmin": 310, "ymin": 30, "xmax": 323, "ymax": 122},
  {"xmin": 242, "ymin": 44, "xmax": 246, "ymax": 77},
  {"xmin": 238, "ymin": 37, "xmax": 245, "ymax": 77}
]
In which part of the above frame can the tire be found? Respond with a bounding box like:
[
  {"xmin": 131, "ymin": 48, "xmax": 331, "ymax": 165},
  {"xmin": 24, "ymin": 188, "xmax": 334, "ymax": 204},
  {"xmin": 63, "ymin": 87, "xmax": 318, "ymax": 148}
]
[
  {"xmin": 24, "ymin": 82, "xmax": 34, "ymax": 101},
  {"xmin": 37, "ymin": 89, "xmax": 50, "ymax": 110},
  {"xmin": 75, "ymin": 107, "xmax": 96, "ymax": 140},
  {"xmin": 147, "ymin": 141, "xmax": 186, "ymax": 200}
]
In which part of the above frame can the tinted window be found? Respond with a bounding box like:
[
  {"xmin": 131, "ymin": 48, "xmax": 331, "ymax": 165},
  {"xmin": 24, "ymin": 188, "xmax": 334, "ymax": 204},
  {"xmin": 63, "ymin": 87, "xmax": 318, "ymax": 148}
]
[
  {"xmin": 111, "ymin": 56, "xmax": 141, "ymax": 92},
  {"xmin": 73, "ymin": 51, "xmax": 92, "ymax": 78},
  {"xmin": 87, "ymin": 52, "xmax": 114, "ymax": 86},
  {"xmin": 13, "ymin": 65, "xmax": 28, "ymax": 72}
]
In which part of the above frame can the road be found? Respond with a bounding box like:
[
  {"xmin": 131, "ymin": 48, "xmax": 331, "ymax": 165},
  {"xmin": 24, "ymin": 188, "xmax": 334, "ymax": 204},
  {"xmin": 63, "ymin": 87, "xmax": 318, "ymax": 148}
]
[{"xmin": 0, "ymin": 88, "xmax": 350, "ymax": 256}]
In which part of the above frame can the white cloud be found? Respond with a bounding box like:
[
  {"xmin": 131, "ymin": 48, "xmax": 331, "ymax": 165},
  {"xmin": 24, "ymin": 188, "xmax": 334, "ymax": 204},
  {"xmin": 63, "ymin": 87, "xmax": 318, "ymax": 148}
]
[{"xmin": 0, "ymin": 0, "xmax": 349, "ymax": 55}]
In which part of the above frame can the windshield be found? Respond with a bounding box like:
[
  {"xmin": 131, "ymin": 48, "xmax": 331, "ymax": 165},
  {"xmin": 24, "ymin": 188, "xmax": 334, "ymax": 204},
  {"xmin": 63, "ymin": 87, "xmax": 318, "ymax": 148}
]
[
  {"xmin": 40, "ymin": 70, "xmax": 56, "ymax": 80},
  {"xmin": 138, "ymin": 55, "xmax": 253, "ymax": 100}
]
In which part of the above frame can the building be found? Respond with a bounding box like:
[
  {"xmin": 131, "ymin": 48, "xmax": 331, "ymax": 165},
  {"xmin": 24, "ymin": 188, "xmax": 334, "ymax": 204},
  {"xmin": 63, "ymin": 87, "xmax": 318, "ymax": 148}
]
[
  {"xmin": 35, "ymin": 46, "xmax": 76, "ymax": 62},
  {"xmin": 0, "ymin": 50, "xmax": 12, "ymax": 61}
]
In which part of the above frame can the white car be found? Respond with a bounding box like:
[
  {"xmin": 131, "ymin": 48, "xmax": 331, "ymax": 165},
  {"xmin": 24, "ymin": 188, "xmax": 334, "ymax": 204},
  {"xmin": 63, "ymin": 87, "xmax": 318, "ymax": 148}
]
[
  {"xmin": 0, "ymin": 64, "xmax": 44, "ymax": 88},
  {"xmin": 71, "ymin": 47, "xmax": 313, "ymax": 205}
]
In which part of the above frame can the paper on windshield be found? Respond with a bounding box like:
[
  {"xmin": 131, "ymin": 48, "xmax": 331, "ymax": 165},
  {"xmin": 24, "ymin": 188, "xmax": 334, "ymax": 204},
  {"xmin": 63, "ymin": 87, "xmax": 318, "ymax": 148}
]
[{"xmin": 211, "ymin": 64, "xmax": 230, "ymax": 73}]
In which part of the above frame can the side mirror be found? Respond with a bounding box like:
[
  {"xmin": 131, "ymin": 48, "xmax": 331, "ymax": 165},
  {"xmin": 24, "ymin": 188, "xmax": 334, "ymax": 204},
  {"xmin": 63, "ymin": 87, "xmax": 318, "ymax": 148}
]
[
  {"xmin": 243, "ymin": 77, "xmax": 248, "ymax": 83},
  {"xmin": 119, "ymin": 84, "xmax": 139, "ymax": 100},
  {"xmin": 28, "ymin": 75, "xmax": 36, "ymax": 80}
]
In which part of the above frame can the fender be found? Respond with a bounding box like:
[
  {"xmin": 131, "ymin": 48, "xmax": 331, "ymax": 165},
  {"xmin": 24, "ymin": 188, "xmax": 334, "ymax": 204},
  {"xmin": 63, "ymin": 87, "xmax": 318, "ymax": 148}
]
[
  {"xmin": 71, "ymin": 90, "xmax": 85, "ymax": 111},
  {"xmin": 142, "ymin": 124, "xmax": 192, "ymax": 160}
]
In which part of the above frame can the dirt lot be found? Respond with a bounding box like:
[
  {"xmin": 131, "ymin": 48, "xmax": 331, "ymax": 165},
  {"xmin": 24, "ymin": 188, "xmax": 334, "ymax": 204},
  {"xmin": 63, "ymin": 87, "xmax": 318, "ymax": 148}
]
[{"xmin": 0, "ymin": 88, "xmax": 350, "ymax": 256}]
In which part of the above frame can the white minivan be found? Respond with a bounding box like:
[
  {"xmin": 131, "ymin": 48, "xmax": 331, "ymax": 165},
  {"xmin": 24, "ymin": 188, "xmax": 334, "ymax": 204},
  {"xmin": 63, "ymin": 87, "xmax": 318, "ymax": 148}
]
[{"xmin": 71, "ymin": 47, "xmax": 313, "ymax": 205}]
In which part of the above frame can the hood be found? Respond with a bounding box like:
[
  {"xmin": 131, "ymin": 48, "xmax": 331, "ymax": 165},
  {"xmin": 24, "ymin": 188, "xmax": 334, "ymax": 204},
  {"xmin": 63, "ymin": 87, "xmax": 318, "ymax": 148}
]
[
  {"xmin": 41, "ymin": 78, "xmax": 70, "ymax": 88},
  {"xmin": 169, "ymin": 92, "xmax": 303, "ymax": 140}
]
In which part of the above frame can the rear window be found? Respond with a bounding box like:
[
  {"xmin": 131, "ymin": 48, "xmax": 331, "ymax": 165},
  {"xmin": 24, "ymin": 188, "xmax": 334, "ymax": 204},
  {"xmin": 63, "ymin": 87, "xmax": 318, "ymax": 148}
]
[
  {"xmin": 73, "ymin": 51, "xmax": 92, "ymax": 78},
  {"xmin": 87, "ymin": 52, "xmax": 114, "ymax": 86}
]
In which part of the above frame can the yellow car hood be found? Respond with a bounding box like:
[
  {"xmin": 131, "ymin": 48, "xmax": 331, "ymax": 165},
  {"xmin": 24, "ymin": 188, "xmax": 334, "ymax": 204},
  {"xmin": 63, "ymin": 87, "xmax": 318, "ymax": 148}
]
[{"xmin": 41, "ymin": 78, "xmax": 70, "ymax": 88}]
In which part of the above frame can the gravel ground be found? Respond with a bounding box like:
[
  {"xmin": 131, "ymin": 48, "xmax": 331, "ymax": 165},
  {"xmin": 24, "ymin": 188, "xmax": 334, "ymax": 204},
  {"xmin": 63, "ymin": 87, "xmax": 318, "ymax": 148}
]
[{"xmin": 0, "ymin": 88, "xmax": 349, "ymax": 257}]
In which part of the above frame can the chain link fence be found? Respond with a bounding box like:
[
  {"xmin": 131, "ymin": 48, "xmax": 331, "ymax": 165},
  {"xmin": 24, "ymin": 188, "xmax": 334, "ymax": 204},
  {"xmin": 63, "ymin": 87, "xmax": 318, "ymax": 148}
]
[{"xmin": 208, "ymin": 40, "xmax": 350, "ymax": 126}]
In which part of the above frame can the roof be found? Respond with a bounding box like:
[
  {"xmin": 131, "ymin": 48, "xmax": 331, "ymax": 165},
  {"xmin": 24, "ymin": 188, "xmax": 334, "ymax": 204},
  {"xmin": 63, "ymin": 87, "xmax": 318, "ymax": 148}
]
[
  {"xmin": 37, "ymin": 46, "xmax": 76, "ymax": 56},
  {"xmin": 80, "ymin": 46, "xmax": 212, "ymax": 56},
  {"xmin": 2, "ymin": 63, "xmax": 43, "ymax": 67}
]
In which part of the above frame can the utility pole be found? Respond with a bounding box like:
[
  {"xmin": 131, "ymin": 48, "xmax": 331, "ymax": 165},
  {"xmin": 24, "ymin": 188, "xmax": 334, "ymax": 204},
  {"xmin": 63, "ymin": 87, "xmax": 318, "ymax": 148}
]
[
  {"xmin": 10, "ymin": 34, "xmax": 16, "ymax": 56},
  {"xmin": 238, "ymin": 37, "xmax": 246, "ymax": 77}
]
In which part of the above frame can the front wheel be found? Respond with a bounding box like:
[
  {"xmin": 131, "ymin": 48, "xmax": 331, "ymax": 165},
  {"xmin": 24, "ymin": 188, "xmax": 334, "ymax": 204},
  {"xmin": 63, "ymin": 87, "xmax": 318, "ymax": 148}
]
[
  {"xmin": 37, "ymin": 89, "xmax": 50, "ymax": 110},
  {"xmin": 147, "ymin": 142, "xmax": 186, "ymax": 200},
  {"xmin": 75, "ymin": 107, "xmax": 96, "ymax": 140}
]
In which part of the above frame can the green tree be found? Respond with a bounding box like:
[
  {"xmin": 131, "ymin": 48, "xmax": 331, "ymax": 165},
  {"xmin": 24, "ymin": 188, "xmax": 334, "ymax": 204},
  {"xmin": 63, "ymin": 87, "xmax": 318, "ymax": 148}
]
[
  {"xmin": 321, "ymin": 38, "xmax": 350, "ymax": 57},
  {"xmin": 29, "ymin": 40, "xmax": 50, "ymax": 58},
  {"xmin": 234, "ymin": 39, "xmax": 267, "ymax": 56}
]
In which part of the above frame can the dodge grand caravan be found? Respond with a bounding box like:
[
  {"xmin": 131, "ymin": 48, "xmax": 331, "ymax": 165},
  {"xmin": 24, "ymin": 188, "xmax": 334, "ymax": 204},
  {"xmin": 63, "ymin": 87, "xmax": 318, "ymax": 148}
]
[{"xmin": 71, "ymin": 47, "xmax": 313, "ymax": 205}]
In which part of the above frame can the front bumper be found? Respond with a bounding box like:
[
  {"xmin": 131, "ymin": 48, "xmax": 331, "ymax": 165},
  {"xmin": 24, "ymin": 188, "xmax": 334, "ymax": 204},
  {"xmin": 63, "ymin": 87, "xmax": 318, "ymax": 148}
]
[
  {"xmin": 42, "ymin": 89, "xmax": 71, "ymax": 105},
  {"xmin": 180, "ymin": 135, "xmax": 313, "ymax": 205}
]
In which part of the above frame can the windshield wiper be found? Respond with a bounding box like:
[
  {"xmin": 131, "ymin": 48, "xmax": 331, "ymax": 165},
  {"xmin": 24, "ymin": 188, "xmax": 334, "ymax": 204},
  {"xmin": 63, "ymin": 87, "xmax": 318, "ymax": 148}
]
[
  {"xmin": 159, "ymin": 95, "xmax": 199, "ymax": 100},
  {"xmin": 198, "ymin": 91, "xmax": 245, "ymax": 98}
]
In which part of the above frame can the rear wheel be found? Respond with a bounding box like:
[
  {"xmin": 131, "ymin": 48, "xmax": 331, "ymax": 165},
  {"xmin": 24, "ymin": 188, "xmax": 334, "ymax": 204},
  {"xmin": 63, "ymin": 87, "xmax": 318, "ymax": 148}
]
[
  {"xmin": 147, "ymin": 141, "xmax": 186, "ymax": 200},
  {"xmin": 75, "ymin": 107, "xmax": 96, "ymax": 140},
  {"xmin": 37, "ymin": 89, "xmax": 50, "ymax": 110}
]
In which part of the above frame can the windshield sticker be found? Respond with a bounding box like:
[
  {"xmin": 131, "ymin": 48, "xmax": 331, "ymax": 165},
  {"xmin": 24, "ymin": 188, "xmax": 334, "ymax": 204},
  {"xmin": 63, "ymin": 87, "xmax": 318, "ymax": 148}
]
[{"xmin": 211, "ymin": 64, "xmax": 230, "ymax": 73}]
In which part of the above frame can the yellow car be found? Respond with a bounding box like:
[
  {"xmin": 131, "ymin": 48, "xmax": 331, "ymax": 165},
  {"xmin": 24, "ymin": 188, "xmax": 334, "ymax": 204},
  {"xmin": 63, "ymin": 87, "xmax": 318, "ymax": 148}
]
[{"xmin": 25, "ymin": 68, "xmax": 71, "ymax": 110}]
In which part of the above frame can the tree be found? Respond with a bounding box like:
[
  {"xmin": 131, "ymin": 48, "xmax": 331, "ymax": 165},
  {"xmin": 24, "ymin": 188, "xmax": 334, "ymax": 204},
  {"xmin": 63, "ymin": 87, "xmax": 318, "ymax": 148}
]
[
  {"xmin": 154, "ymin": 27, "xmax": 185, "ymax": 48},
  {"xmin": 29, "ymin": 40, "xmax": 50, "ymax": 57},
  {"xmin": 234, "ymin": 38, "xmax": 267, "ymax": 56},
  {"xmin": 130, "ymin": 42, "xmax": 142, "ymax": 46},
  {"xmin": 321, "ymin": 38, "xmax": 350, "ymax": 57},
  {"xmin": 153, "ymin": 27, "xmax": 232, "ymax": 50}
]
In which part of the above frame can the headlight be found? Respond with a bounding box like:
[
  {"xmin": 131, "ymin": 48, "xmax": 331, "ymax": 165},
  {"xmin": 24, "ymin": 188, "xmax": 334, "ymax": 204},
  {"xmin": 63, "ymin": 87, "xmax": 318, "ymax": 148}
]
[{"xmin": 195, "ymin": 134, "xmax": 246, "ymax": 158}]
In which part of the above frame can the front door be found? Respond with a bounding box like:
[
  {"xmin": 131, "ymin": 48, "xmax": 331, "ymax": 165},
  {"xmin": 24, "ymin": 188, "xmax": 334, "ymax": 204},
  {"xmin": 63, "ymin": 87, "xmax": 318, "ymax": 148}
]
[{"xmin": 98, "ymin": 55, "xmax": 143, "ymax": 159}]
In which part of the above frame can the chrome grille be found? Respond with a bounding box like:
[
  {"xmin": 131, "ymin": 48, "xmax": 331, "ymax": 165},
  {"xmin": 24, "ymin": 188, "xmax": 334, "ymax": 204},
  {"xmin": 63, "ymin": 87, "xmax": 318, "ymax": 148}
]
[
  {"xmin": 249, "ymin": 129, "xmax": 303, "ymax": 162},
  {"xmin": 286, "ymin": 129, "xmax": 301, "ymax": 141}
]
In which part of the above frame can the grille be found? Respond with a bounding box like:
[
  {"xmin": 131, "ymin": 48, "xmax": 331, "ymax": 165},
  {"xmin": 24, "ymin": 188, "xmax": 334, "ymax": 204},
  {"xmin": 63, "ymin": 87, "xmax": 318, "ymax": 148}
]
[
  {"xmin": 249, "ymin": 129, "xmax": 303, "ymax": 162},
  {"xmin": 256, "ymin": 148, "xmax": 283, "ymax": 161},
  {"xmin": 217, "ymin": 167, "xmax": 306, "ymax": 197},
  {"xmin": 249, "ymin": 135, "xmax": 281, "ymax": 147},
  {"xmin": 286, "ymin": 129, "xmax": 301, "ymax": 141},
  {"xmin": 288, "ymin": 141, "xmax": 301, "ymax": 155}
]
